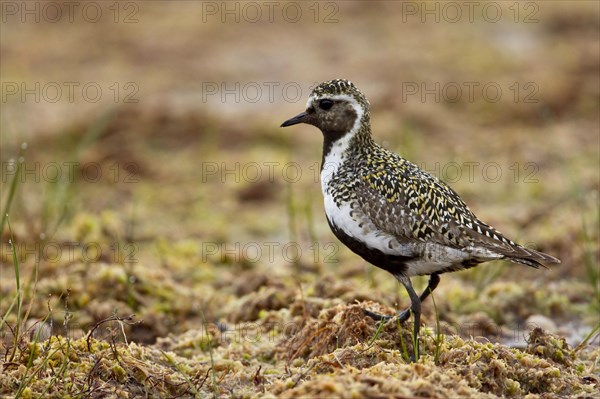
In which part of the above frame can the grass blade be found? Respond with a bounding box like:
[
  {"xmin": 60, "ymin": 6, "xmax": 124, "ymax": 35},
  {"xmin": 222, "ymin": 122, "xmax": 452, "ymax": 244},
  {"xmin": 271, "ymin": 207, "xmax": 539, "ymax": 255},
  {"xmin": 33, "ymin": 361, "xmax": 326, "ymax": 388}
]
[{"xmin": 0, "ymin": 143, "xmax": 26, "ymax": 235}]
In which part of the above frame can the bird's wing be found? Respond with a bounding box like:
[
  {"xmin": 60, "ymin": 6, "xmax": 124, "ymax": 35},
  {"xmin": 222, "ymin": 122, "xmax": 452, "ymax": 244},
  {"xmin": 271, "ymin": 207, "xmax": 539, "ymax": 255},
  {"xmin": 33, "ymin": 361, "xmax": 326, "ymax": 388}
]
[{"xmin": 355, "ymin": 157, "xmax": 559, "ymax": 267}]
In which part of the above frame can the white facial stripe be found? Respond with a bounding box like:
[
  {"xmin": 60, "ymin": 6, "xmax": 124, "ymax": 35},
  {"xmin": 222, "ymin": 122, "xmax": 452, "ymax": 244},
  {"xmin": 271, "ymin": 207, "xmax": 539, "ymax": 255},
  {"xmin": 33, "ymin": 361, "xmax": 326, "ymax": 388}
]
[{"xmin": 306, "ymin": 95, "xmax": 316, "ymax": 110}]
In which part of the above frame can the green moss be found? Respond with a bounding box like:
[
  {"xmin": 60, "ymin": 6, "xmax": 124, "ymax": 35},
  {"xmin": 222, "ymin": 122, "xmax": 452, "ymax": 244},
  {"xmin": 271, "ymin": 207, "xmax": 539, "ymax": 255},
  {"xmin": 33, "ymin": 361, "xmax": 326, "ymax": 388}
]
[
  {"xmin": 72, "ymin": 213, "xmax": 102, "ymax": 243},
  {"xmin": 504, "ymin": 378, "xmax": 520, "ymax": 396},
  {"xmin": 111, "ymin": 364, "xmax": 127, "ymax": 382},
  {"xmin": 20, "ymin": 387, "xmax": 32, "ymax": 399}
]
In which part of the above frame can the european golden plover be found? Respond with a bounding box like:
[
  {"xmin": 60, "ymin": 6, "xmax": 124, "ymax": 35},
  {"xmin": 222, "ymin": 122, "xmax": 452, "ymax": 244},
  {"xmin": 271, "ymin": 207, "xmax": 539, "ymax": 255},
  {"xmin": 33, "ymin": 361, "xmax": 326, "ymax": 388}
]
[{"xmin": 281, "ymin": 79, "xmax": 560, "ymax": 359}]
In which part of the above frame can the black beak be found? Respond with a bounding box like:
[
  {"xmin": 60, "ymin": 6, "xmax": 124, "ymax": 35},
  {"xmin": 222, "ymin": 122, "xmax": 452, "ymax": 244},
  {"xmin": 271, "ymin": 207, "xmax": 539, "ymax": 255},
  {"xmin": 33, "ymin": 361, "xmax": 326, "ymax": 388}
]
[{"xmin": 280, "ymin": 111, "xmax": 308, "ymax": 127}]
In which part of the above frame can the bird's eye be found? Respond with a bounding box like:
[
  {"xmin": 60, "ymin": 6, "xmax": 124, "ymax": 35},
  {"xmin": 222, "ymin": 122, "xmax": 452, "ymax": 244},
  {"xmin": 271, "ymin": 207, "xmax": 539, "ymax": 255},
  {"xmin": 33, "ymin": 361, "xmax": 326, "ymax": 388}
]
[{"xmin": 319, "ymin": 99, "xmax": 334, "ymax": 110}]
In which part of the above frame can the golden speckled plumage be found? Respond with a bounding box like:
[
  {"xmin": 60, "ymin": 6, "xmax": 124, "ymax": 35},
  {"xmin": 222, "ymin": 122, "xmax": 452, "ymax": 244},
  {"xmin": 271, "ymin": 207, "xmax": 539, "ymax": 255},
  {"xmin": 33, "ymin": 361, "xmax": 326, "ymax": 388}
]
[{"xmin": 310, "ymin": 79, "xmax": 558, "ymax": 268}]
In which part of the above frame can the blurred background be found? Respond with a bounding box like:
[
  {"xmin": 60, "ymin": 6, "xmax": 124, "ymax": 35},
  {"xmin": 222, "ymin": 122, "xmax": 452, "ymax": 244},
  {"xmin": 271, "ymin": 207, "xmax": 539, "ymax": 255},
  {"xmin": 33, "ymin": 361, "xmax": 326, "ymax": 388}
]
[{"xmin": 1, "ymin": 0, "xmax": 598, "ymax": 356}]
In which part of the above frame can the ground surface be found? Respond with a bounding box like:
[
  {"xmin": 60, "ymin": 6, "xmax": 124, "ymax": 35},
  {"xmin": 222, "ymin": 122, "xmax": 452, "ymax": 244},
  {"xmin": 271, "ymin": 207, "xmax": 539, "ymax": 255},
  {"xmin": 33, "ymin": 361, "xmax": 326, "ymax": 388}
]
[{"xmin": 1, "ymin": 1, "xmax": 599, "ymax": 398}]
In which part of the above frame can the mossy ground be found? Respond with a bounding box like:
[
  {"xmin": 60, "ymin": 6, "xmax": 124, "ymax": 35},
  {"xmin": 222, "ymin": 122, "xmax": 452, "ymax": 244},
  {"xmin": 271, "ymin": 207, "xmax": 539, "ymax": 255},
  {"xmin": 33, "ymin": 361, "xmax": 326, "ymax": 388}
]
[{"xmin": 1, "ymin": 2, "xmax": 599, "ymax": 398}]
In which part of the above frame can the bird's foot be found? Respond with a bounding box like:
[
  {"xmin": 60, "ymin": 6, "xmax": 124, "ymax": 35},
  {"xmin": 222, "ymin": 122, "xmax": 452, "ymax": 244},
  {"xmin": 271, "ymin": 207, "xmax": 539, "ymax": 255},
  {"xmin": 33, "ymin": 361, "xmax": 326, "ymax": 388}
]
[
  {"xmin": 363, "ymin": 308, "xmax": 392, "ymax": 321},
  {"xmin": 397, "ymin": 308, "xmax": 411, "ymax": 323},
  {"xmin": 363, "ymin": 307, "xmax": 420, "ymax": 362},
  {"xmin": 363, "ymin": 308, "xmax": 412, "ymax": 323}
]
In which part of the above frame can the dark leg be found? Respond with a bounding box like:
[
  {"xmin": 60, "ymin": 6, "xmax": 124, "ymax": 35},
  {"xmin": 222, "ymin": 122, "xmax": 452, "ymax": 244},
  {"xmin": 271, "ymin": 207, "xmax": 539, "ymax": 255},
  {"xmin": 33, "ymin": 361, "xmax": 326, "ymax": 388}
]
[
  {"xmin": 397, "ymin": 273, "xmax": 440, "ymax": 322},
  {"xmin": 396, "ymin": 274, "xmax": 421, "ymax": 361},
  {"xmin": 363, "ymin": 273, "xmax": 440, "ymax": 322}
]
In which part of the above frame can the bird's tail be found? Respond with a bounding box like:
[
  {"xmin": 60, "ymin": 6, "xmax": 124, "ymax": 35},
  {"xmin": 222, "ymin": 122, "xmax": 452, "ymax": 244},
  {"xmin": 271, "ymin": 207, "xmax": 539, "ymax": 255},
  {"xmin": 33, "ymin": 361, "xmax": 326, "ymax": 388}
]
[{"xmin": 506, "ymin": 246, "xmax": 561, "ymax": 269}]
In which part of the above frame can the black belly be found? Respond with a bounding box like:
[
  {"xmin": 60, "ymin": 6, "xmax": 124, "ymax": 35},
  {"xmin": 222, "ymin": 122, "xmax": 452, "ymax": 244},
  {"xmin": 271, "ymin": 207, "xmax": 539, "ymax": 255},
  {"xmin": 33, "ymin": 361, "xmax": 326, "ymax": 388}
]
[{"xmin": 326, "ymin": 217, "xmax": 416, "ymax": 276}]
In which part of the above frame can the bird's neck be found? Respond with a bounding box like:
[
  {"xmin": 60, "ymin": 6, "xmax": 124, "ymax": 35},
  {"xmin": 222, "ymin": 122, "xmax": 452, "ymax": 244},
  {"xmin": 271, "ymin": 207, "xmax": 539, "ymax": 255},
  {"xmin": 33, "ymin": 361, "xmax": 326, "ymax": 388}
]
[{"xmin": 321, "ymin": 116, "xmax": 373, "ymax": 173}]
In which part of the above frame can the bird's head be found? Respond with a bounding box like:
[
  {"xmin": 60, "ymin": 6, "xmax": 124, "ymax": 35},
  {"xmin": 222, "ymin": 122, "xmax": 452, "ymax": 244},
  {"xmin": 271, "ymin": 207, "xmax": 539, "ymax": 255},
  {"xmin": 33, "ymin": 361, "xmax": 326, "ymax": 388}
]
[{"xmin": 281, "ymin": 79, "xmax": 370, "ymax": 140}]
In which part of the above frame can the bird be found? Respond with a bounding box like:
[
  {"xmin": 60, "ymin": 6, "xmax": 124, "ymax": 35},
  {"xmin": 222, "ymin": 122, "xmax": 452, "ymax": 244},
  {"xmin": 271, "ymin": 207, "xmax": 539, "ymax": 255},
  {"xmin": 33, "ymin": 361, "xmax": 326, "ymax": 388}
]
[{"xmin": 280, "ymin": 79, "xmax": 560, "ymax": 359}]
